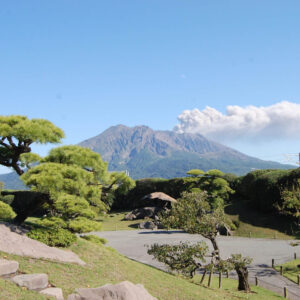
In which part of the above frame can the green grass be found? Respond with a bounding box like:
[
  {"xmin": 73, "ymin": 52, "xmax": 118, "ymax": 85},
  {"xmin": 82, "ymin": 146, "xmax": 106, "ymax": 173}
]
[
  {"xmin": 274, "ymin": 259, "xmax": 300, "ymax": 283},
  {"xmin": 98, "ymin": 211, "xmax": 143, "ymax": 231},
  {"xmin": 0, "ymin": 238, "xmax": 283, "ymax": 300},
  {"xmin": 225, "ymin": 201, "xmax": 298, "ymax": 239}
]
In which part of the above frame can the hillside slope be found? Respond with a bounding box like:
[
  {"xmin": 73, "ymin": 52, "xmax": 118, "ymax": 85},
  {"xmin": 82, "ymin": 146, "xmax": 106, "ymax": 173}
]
[{"xmin": 79, "ymin": 125, "xmax": 293, "ymax": 178}]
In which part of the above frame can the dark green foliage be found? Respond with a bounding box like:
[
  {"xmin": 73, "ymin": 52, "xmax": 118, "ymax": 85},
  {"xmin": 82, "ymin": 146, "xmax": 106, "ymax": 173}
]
[
  {"xmin": 27, "ymin": 228, "xmax": 77, "ymax": 247},
  {"xmin": 235, "ymin": 169, "xmax": 294, "ymax": 213},
  {"xmin": 1, "ymin": 190, "xmax": 47, "ymax": 220},
  {"xmin": 0, "ymin": 115, "xmax": 64, "ymax": 176},
  {"xmin": 113, "ymin": 177, "xmax": 187, "ymax": 209},
  {"xmin": 147, "ymin": 242, "xmax": 208, "ymax": 278},
  {"xmin": 81, "ymin": 235, "xmax": 107, "ymax": 245}
]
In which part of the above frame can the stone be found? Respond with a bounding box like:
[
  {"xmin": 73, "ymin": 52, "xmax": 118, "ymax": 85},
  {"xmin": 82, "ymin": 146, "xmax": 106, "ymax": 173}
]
[
  {"xmin": 12, "ymin": 273, "xmax": 48, "ymax": 290},
  {"xmin": 138, "ymin": 221, "xmax": 157, "ymax": 230},
  {"xmin": 67, "ymin": 294, "xmax": 81, "ymax": 300},
  {"xmin": 40, "ymin": 287, "xmax": 64, "ymax": 300},
  {"xmin": 70, "ymin": 281, "xmax": 157, "ymax": 300},
  {"xmin": 124, "ymin": 207, "xmax": 162, "ymax": 220},
  {"xmin": 0, "ymin": 259, "xmax": 19, "ymax": 275}
]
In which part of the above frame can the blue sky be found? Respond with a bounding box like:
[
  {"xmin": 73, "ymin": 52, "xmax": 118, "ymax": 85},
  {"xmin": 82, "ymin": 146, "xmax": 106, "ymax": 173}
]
[{"xmin": 1, "ymin": 1, "xmax": 300, "ymax": 173}]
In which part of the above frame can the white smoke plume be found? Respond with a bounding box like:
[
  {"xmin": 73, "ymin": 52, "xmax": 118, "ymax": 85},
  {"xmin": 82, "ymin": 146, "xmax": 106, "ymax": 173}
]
[{"xmin": 174, "ymin": 101, "xmax": 300, "ymax": 142}]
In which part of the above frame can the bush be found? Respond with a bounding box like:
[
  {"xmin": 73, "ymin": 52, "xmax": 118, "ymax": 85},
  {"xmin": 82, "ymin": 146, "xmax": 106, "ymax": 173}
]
[
  {"xmin": 36, "ymin": 216, "xmax": 67, "ymax": 229},
  {"xmin": 68, "ymin": 217, "xmax": 102, "ymax": 233},
  {"xmin": 0, "ymin": 201, "xmax": 16, "ymax": 220},
  {"xmin": 27, "ymin": 227, "xmax": 77, "ymax": 247},
  {"xmin": 81, "ymin": 234, "xmax": 107, "ymax": 245}
]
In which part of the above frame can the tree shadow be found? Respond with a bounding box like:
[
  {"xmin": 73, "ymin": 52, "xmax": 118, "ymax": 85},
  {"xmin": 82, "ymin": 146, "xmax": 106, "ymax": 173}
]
[{"xmin": 138, "ymin": 230, "xmax": 186, "ymax": 234}]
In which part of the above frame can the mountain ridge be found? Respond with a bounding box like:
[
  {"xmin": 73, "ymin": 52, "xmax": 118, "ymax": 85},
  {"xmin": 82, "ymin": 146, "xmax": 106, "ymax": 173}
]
[{"xmin": 79, "ymin": 125, "xmax": 294, "ymax": 178}]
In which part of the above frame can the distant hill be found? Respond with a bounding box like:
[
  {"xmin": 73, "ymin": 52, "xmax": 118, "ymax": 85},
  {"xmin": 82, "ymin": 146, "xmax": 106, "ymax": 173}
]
[
  {"xmin": 79, "ymin": 125, "xmax": 294, "ymax": 179},
  {"xmin": 0, "ymin": 172, "xmax": 26, "ymax": 190}
]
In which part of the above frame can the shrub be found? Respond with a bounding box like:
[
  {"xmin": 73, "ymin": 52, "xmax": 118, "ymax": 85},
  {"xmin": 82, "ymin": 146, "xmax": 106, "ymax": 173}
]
[
  {"xmin": 27, "ymin": 227, "xmax": 77, "ymax": 247},
  {"xmin": 36, "ymin": 216, "xmax": 67, "ymax": 229},
  {"xmin": 81, "ymin": 235, "xmax": 107, "ymax": 245},
  {"xmin": 68, "ymin": 217, "xmax": 102, "ymax": 233},
  {"xmin": 0, "ymin": 201, "xmax": 16, "ymax": 220}
]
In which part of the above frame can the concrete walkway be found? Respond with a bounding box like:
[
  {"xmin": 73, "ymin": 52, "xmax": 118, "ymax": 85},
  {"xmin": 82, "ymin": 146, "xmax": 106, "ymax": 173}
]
[{"xmin": 93, "ymin": 230, "xmax": 300, "ymax": 299}]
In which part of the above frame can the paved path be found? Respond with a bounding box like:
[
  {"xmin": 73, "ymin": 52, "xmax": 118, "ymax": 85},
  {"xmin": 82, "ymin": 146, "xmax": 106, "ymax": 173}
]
[{"xmin": 93, "ymin": 230, "xmax": 300, "ymax": 299}]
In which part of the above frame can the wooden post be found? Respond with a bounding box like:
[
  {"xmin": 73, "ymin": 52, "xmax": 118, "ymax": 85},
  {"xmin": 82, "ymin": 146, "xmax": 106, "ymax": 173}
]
[
  {"xmin": 272, "ymin": 259, "xmax": 274, "ymax": 268},
  {"xmin": 208, "ymin": 269, "xmax": 213, "ymax": 287},
  {"xmin": 280, "ymin": 266, "xmax": 283, "ymax": 275},
  {"xmin": 255, "ymin": 277, "xmax": 258, "ymax": 286},
  {"xmin": 218, "ymin": 272, "xmax": 222, "ymax": 289},
  {"xmin": 200, "ymin": 270, "xmax": 207, "ymax": 284},
  {"xmin": 294, "ymin": 252, "xmax": 297, "ymax": 260},
  {"xmin": 297, "ymin": 275, "xmax": 300, "ymax": 286},
  {"xmin": 284, "ymin": 286, "xmax": 287, "ymax": 298},
  {"xmin": 226, "ymin": 270, "xmax": 229, "ymax": 278},
  {"xmin": 249, "ymin": 232, "xmax": 251, "ymax": 238}
]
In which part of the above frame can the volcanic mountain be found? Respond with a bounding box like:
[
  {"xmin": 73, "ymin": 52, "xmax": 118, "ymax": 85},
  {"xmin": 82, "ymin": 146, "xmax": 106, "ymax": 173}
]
[{"xmin": 79, "ymin": 125, "xmax": 293, "ymax": 179}]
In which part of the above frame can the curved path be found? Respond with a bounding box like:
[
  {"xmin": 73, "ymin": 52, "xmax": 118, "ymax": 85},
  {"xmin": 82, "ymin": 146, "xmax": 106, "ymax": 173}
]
[{"xmin": 94, "ymin": 230, "xmax": 300, "ymax": 299}]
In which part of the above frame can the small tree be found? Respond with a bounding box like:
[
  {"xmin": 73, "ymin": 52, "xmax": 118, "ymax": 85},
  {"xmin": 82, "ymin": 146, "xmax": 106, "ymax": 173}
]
[
  {"xmin": 227, "ymin": 254, "xmax": 252, "ymax": 292},
  {"xmin": 147, "ymin": 241, "xmax": 208, "ymax": 278},
  {"xmin": 186, "ymin": 169, "xmax": 234, "ymax": 209},
  {"xmin": 161, "ymin": 191, "xmax": 229, "ymax": 261},
  {"xmin": 279, "ymin": 179, "xmax": 300, "ymax": 227},
  {"xmin": 0, "ymin": 115, "xmax": 64, "ymax": 175},
  {"xmin": 20, "ymin": 146, "xmax": 108, "ymax": 231}
]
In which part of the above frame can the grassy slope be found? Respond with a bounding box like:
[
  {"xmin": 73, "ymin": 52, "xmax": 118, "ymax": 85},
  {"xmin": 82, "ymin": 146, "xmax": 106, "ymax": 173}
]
[
  {"xmin": 0, "ymin": 238, "xmax": 283, "ymax": 300},
  {"xmin": 274, "ymin": 259, "xmax": 300, "ymax": 283}
]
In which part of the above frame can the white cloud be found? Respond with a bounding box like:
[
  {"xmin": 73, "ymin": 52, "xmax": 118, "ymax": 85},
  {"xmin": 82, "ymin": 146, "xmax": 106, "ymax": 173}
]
[{"xmin": 174, "ymin": 101, "xmax": 300, "ymax": 141}]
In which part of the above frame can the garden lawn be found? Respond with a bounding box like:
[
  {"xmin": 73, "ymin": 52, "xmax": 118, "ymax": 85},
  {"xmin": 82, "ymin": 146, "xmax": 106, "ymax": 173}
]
[
  {"xmin": 0, "ymin": 238, "xmax": 284, "ymax": 300},
  {"xmin": 274, "ymin": 259, "xmax": 300, "ymax": 284}
]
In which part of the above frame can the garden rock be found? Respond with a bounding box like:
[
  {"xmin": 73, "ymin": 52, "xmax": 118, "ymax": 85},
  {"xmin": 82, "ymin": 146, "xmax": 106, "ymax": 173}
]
[
  {"xmin": 40, "ymin": 287, "xmax": 64, "ymax": 300},
  {"xmin": 12, "ymin": 273, "xmax": 48, "ymax": 290},
  {"xmin": 0, "ymin": 259, "xmax": 19, "ymax": 276},
  {"xmin": 68, "ymin": 281, "xmax": 157, "ymax": 300},
  {"xmin": 138, "ymin": 221, "xmax": 157, "ymax": 230},
  {"xmin": 124, "ymin": 207, "xmax": 162, "ymax": 220},
  {"xmin": 0, "ymin": 223, "xmax": 85, "ymax": 265}
]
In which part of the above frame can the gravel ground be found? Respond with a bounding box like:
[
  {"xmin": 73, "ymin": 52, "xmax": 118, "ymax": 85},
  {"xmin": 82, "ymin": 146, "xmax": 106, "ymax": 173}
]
[{"xmin": 94, "ymin": 230, "xmax": 300, "ymax": 299}]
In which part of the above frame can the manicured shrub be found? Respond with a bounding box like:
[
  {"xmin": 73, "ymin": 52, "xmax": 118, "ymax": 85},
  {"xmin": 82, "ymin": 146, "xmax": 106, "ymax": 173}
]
[
  {"xmin": 68, "ymin": 217, "xmax": 102, "ymax": 233},
  {"xmin": 0, "ymin": 201, "xmax": 16, "ymax": 220},
  {"xmin": 27, "ymin": 227, "xmax": 77, "ymax": 247},
  {"xmin": 81, "ymin": 234, "xmax": 107, "ymax": 245},
  {"xmin": 36, "ymin": 216, "xmax": 67, "ymax": 229}
]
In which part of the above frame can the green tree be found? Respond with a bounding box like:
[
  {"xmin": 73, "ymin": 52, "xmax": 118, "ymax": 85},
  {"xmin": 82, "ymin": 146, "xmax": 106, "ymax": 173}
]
[
  {"xmin": 147, "ymin": 241, "xmax": 208, "ymax": 278},
  {"xmin": 0, "ymin": 115, "xmax": 64, "ymax": 175},
  {"xmin": 227, "ymin": 254, "xmax": 252, "ymax": 292},
  {"xmin": 186, "ymin": 169, "xmax": 234, "ymax": 209},
  {"xmin": 279, "ymin": 179, "xmax": 300, "ymax": 226},
  {"xmin": 20, "ymin": 146, "xmax": 108, "ymax": 231},
  {"xmin": 161, "ymin": 191, "xmax": 229, "ymax": 261}
]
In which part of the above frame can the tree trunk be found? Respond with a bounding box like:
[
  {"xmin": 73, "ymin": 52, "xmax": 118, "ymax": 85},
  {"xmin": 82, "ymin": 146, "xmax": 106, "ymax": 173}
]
[
  {"xmin": 210, "ymin": 237, "xmax": 220, "ymax": 261},
  {"xmin": 236, "ymin": 266, "xmax": 251, "ymax": 292},
  {"xmin": 200, "ymin": 270, "xmax": 207, "ymax": 284}
]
